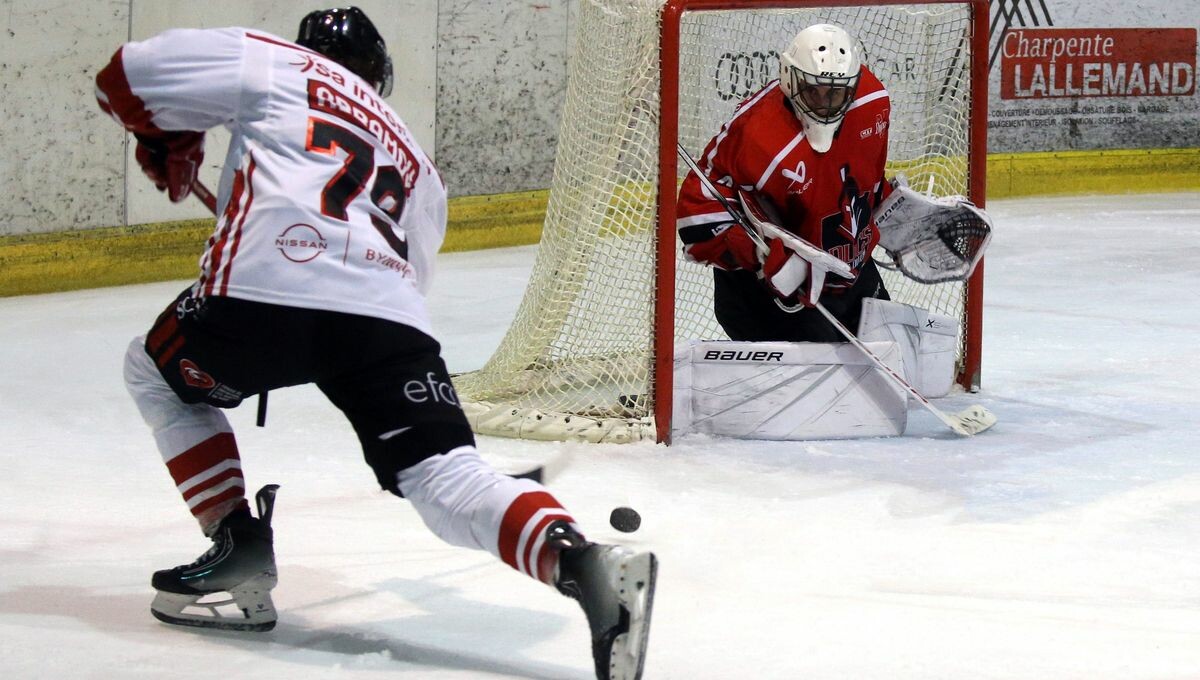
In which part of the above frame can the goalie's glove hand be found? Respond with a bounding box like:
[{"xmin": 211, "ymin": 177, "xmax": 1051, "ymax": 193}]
[
  {"xmin": 134, "ymin": 131, "xmax": 205, "ymax": 203},
  {"xmin": 761, "ymin": 238, "xmax": 814, "ymax": 305},
  {"xmin": 684, "ymin": 223, "xmax": 761, "ymax": 271}
]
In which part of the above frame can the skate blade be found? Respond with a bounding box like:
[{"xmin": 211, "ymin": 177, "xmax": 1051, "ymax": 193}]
[
  {"xmin": 151, "ymin": 574, "xmax": 277, "ymax": 632},
  {"xmin": 608, "ymin": 551, "xmax": 657, "ymax": 680}
]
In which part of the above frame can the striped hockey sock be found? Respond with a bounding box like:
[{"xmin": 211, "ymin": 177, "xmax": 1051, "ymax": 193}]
[
  {"xmin": 164, "ymin": 432, "xmax": 249, "ymax": 534},
  {"xmin": 497, "ymin": 491, "xmax": 578, "ymax": 585}
]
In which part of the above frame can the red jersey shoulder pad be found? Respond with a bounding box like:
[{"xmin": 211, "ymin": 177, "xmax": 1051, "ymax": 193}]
[
  {"xmin": 849, "ymin": 66, "xmax": 889, "ymax": 112},
  {"xmin": 714, "ymin": 82, "xmax": 804, "ymax": 186}
]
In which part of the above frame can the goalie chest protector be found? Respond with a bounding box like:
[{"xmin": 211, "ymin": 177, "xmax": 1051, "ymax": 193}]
[{"xmin": 672, "ymin": 341, "xmax": 908, "ymax": 440}]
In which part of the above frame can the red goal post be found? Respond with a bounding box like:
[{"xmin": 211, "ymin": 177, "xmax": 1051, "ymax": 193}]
[{"xmin": 455, "ymin": 0, "xmax": 991, "ymax": 444}]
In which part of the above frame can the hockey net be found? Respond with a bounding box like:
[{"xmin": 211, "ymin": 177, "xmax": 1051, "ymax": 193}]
[{"xmin": 454, "ymin": 0, "xmax": 988, "ymax": 443}]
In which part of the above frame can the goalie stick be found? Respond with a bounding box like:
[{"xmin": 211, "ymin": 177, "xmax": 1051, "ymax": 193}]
[
  {"xmin": 675, "ymin": 145, "xmax": 997, "ymax": 437},
  {"xmin": 676, "ymin": 144, "xmax": 852, "ymax": 280}
]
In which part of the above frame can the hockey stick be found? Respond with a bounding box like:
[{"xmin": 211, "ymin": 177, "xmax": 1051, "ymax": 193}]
[
  {"xmin": 508, "ymin": 449, "xmax": 574, "ymax": 484},
  {"xmin": 191, "ymin": 178, "xmax": 217, "ymax": 214},
  {"xmin": 675, "ymin": 144, "xmax": 997, "ymax": 436},
  {"xmin": 675, "ymin": 143, "xmax": 852, "ymax": 279},
  {"xmin": 810, "ymin": 303, "xmax": 996, "ymax": 435},
  {"xmin": 191, "ymin": 179, "xmax": 269, "ymax": 428}
]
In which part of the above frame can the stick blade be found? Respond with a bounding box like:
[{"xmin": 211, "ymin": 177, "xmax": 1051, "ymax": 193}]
[
  {"xmin": 509, "ymin": 449, "xmax": 575, "ymax": 485},
  {"xmin": 948, "ymin": 405, "xmax": 997, "ymax": 436},
  {"xmin": 511, "ymin": 467, "xmax": 543, "ymax": 483}
]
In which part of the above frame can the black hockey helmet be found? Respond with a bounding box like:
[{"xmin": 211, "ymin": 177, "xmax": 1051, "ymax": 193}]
[{"xmin": 297, "ymin": 6, "xmax": 393, "ymax": 97}]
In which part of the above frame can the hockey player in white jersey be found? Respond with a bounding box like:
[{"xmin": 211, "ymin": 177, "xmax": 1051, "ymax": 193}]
[{"xmin": 96, "ymin": 7, "xmax": 655, "ymax": 679}]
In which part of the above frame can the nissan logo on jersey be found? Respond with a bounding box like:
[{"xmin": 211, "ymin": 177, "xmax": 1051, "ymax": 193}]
[{"xmin": 276, "ymin": 223, "xmax": 329, "ymax": 263}]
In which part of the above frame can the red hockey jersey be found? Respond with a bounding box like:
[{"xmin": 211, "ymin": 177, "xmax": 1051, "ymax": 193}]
[{"xmin": 677, "ymin": 67, "xmax": 893, "ymax": 292}]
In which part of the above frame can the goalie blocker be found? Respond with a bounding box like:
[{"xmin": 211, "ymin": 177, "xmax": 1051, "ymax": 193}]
[{"xmin": 672, "ymin": 300, "xmax": 959, "ymax": 440}]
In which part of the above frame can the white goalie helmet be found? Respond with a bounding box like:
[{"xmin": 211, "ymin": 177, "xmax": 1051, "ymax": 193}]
[{"xmin": 779, "ymin": 24, "xmax": 863, "ymax": 153}]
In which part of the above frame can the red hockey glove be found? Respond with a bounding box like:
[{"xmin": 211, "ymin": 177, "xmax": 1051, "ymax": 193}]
[
  {"xmin": 684, "ymin": 224, "xmax": 761, "ymax": 271},
  {"xmin": 134, "ymin": 131, "xmax": 205, "ymax": 203},
  {"xmin": 761, "ymin": 238, "xmax": 813, "ymax": 305}
]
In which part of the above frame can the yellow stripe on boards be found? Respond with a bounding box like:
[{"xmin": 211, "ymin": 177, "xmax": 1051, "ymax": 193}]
[
  {"xmin": 987, "ymin": 148, "xmax": 1199, "ymax": 199},
  {"xmin": 442, "ymin": 189, "xmax": 547, "ymax": 252},
  {"xmin": 0, "ymin": 219, "xmax": 214, "ymax": 298}
]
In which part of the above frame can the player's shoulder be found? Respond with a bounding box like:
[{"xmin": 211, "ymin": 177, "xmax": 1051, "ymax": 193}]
[
  {"xmin": 729, "ymin": 81, "xmax": 793, "ymax": 128},
  {"xmin": 136, "ymin": 25, "xmax": 246, "ymax": 50},
  {"xmin": 722, "ymin": 82, "xmax": 801, "ymax": 155},
  {"xmin": 125, "ymin": 26, "xmax": 257, "ymax": 68},
  {"xmin": 859, "ymin": 65, "xmax": 887, "ymax": 92},
  {"xmin": 240, "ymin": 28, "xmax": 310, "ymax": 53},
  {"xmin": 852, "ymin": 66, "xmax": 890, "ymax": 109}
]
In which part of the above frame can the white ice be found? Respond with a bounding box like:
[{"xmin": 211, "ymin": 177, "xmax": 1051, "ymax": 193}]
[{"xmin": 1, "ymin": 192, "xmax": 1199, "ymax": 679}]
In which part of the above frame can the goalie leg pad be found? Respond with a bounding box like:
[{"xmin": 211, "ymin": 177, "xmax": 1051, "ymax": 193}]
[
  {"xmin": 672, "ymin": 341, "xmax": 908, "ymax": 440},
  {"xmin": 858, "ymin": 298, "xmax": 958, "ymax": 398}
]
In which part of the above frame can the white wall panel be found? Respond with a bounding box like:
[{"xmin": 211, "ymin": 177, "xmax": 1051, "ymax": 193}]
[
  {"xmin": 435, "ymin": 0, "xmax": 572, "ymax": 197},
  {"xmin": 1, "ymin": 1, "xmax": 128, "ymax": 235}
]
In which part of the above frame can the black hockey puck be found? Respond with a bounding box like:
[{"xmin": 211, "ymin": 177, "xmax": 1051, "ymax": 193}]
[{"xmin": 609, "ymin": 506, "xmax": 642, "ymax": 533}]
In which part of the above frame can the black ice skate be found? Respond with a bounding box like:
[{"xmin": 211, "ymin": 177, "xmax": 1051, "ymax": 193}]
[
  {"xmin": 150, "ymin": 484, "xmax": 280, "ymax": 632},
  {"xmin": 549, "ymin": 521, "xmax": 658, "ymax": 680}
]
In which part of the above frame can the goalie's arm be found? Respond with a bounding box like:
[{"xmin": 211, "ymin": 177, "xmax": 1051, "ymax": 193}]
[
  {"xmin": 676, "ymin": 161, "xmax": 765, "ymax": 271},
  {"xmin": 676, "ymin": 143, "xmax": 857, "ymax": 307}
]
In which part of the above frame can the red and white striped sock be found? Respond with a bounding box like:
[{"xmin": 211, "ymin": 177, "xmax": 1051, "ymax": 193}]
[
  {"xmin": 497, "ymin": 491, "xmax": 578, "ymax": 585},
  {"xmin": 396, "ymin": 447, "xmax": 580, "ymax": 586},
  {"xmin": 164, "ymin": 432, "xmax": 249, "ymax": 534}
]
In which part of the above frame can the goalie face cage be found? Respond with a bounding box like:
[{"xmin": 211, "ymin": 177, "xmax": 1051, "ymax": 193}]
[{"xmin": 454, "ymin": 0, "xmax": 988, "ymax": 444}]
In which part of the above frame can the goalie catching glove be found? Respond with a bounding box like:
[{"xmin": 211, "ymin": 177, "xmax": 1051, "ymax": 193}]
[{"xmin": 873, "ymin": 175, "xmax": 993, "ymax": 284}]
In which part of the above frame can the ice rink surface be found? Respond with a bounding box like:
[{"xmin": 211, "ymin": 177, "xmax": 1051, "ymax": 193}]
[{"xmin": 2, "ymin": 192, "xmax": 1199, "ymax": 679}]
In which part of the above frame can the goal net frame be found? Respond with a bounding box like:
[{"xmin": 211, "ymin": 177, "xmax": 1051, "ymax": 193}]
[{"xmin": 455, "ymin": 0, "xmax": 990, "ymax": 444}]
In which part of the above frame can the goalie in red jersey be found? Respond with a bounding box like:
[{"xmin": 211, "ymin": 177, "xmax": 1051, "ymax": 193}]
[{"xmin": 677, "ymin": 23, "xmax": 895, "ymax": 342}]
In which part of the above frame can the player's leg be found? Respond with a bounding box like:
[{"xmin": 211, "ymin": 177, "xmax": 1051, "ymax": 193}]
[
  {"xmin": 816, "ymin": 258, "xmax": 890, "ymax": 335},
  {"xmin": 392, "ymin": 446, "xmax": 656, "ymax": 680},
  {"xmin": 713, "ymin": 267, "xmax": 843, "ymax": 341},
  {"xmin": 124, "ymin": 293, "xmax": 320, "ymax": 631},
  {"xmin": 713, "ymin": 261, "xmax": 889, "ymax": 342},
  {"xmin": 712, "ymin": 268, "xmax": 788, "ymax": 340},
  {"xmin": 124, "ymin": 331, "xmax": 248, "ymax": 533},
  {"xmin": 317, "ymin": 317, "xmax": 657, "ymax": 680}
]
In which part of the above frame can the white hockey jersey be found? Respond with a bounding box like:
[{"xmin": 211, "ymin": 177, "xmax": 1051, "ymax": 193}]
[{"xmin": 96, "ymin": 27, "xmax": 443, "ymax": 336}]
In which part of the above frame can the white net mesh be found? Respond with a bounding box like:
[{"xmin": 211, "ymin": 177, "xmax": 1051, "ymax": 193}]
[{"xmin": 454, "ymin": 0, "xmax": 980, "ymax": 443}]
